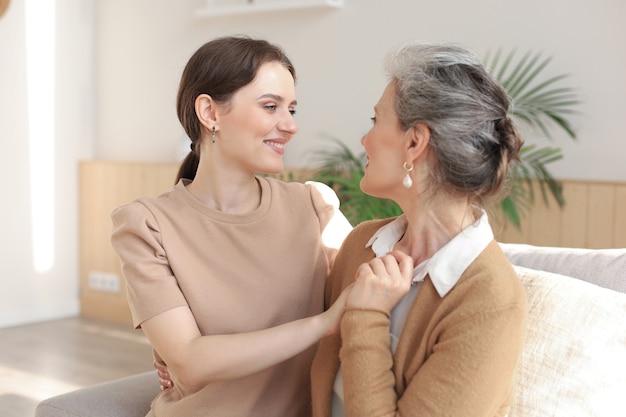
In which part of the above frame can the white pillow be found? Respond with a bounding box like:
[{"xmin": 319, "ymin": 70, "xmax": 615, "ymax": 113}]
[
  {"xmin": 500, "ymin": 243, "xmax": 626, "ymax": 293},
  {"xmin": 510, "ymin": 265, "xmax": 626, "ymax": 417}
]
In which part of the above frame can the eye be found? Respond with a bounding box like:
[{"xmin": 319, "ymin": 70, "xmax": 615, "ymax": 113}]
[
  {"xmin": 370, "ymin": 116, "xmax": 376, "ymax": 124},
  {"xmin": 289, "ymin": 109, "xmax": 297, "ymax": 116},
  {"xmin": 265, "ymin": 104, "xmax": 278, "ymax": 112}
]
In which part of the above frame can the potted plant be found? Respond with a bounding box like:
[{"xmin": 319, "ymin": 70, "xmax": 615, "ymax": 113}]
[{"xmin": 310, "ymin": 49, "xmax": 579, "ymax": 228}]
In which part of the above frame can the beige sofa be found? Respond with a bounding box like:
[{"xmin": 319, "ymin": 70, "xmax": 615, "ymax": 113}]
[{"xmin": 35, "ymin": 243, "xmax": 626, "ymax": 417}]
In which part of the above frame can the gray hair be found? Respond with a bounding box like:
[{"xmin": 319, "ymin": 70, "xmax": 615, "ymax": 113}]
[{"xmin": 385, "ymin": 42, "xmax": 523, "ymax": 205}]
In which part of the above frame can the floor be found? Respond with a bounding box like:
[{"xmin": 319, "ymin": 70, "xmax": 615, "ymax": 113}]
[{"xmin": 0, "ymin": 317, "xmax": 154, "ymax": 417}]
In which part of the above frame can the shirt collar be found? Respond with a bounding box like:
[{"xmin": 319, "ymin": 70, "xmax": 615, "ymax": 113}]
[{"xmin": 366, "ymin": 210, "xmax": 493, "ymax": 297}]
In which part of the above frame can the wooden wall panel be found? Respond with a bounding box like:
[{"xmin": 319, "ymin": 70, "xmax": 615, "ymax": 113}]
[
  {"xmin": 615, "ymin": 185, "xmax": 626, "ymax": 248},
  {"xmin": 490, "ymin": 207, "xmax": 530, "ymax": 246},
  {"xmin": 586, "ymin": 184, "xmax": 615, "ymax": 249},
  {"xmin": 79, "ymin": 161, "xmax": 178, "ymax": 325},
  {"xmin": 526, "ymin": 183, "xmax": 563, "ymax": 247},
  {"xmin": 79, "ymin": 161, "xmax": 626, "ymax": 324},
  {"xmin": 494, "ymin": 180, "xmax": 626, "ymax": 249},
  {"xmin": 559, "ymin": 183, "xmax": 588, "ymax": 248}
]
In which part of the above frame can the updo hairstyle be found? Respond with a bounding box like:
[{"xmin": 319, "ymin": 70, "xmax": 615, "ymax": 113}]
[{"xmin": 385, "ymin": 42, "xmax": 523, "ymax": 206}]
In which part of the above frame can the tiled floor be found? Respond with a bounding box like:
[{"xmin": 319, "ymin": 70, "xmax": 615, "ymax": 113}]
[{"xmin": 0, "ymin": 317, "xmax": 154, "ymax": 417}]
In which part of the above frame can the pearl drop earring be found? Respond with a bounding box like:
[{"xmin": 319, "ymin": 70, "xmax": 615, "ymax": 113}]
[{"xmin": 402, "ymin": 162, "xmax": 414, "ymax": 189}]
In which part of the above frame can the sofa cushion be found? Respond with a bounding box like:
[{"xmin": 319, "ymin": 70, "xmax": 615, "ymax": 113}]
[
  {"xmin": 34, "ymin": 371, "xmax": 158, "ymax": 417},
  {"xmin": 500, "ymin": 243, "xmax": 626, "ymax": 293},
  {"xmin": 510, "ymin": 265, "xmax": 626, "ymax": 417}
]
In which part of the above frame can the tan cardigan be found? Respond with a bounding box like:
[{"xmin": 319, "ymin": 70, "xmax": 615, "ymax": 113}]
[{"xmin": 311, "ymin": 219, "xmax": 528, "ymax": 417}]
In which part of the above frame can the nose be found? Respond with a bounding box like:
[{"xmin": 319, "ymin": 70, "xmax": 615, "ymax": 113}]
[{"xmin": 278, "ymin": 113, "xmax": 299, "ymax": 135}]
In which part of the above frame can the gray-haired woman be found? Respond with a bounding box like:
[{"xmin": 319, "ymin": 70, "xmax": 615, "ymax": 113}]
[{"xmin": 311, "ymin": 42, "xmax": 528, "ymax": 417}]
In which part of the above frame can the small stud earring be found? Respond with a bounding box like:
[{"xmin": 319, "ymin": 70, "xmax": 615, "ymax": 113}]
[
  {"xmin": 211, "ymin": 126, "xmax": 216, "ymax": 143},
  {"xmin": 402, "ymin": 162, "xmax": 414, "ymax": 189}
]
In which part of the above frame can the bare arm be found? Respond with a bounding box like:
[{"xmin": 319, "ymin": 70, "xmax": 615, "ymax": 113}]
[{"xmin": 143, "ymin": 284, "xmax": 352, "ymax": 393}]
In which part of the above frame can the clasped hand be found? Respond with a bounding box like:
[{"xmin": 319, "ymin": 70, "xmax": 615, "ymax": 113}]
[
  {"xmin": 347, "ymin": 250, "xmax": 414, "ymax": 313},
  {"xmin": 153, "ymin": 251, "xmax": 413, "ymax": 391}
]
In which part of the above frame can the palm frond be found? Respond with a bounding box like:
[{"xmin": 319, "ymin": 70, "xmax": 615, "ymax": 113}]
[
  {"xmin": 486, "ymin": 49, "xmax": 579, "ymax": 229},
  {"xmin": 309, "ymin": 137, "xmax": 402, "ymax": 226},
  {"xmin": 486, "ymin": 48, "xmax": 580, "ymax": 141}
]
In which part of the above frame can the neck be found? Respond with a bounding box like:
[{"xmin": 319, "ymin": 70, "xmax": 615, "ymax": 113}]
[
  {"xmin": 395, "ymin": 198, "xmax": 479, "ymax": 265},
  {"xmin": 186, "ymin": 159, "xmax": 261, "ymax": 214}
]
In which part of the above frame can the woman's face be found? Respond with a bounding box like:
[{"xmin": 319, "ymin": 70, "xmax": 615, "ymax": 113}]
[
  {"xmin": 215, "ymin": 61, "xmax": 298, "ymax": 175},
  {"xmin": 360, "ymin": 81, "xmax": 409, "ymax": 200}
]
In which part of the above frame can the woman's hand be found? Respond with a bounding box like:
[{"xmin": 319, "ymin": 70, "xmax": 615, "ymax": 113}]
[
  {"xmin": 144, "ymin": 284, "xmax": 354, "ymax": 392},
  {"xmin": 321, "ymin": 284, "xmax": 354, "ymax": 336},
  {"xmin": 154, "ymin": 359, "xmax": 174, "ymax": 391},
  {"xmin": 348, "ymin": 250, "xmax": 414, "ymax": 313}
]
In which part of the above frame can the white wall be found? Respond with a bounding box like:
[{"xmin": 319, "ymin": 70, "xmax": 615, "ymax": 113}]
[
  {"xmin": 1, "ymin": 0, "xmax": 624, "ymax": 328},
  {"xmin": 95, "ymin": 0, "xmax": 626, "ymax": 182},
  {"xmin": 0, "ymin": 0, "xmax": 94, "ymax": 328}
]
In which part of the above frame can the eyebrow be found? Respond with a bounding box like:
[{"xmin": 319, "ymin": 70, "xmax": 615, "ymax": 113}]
[{"xmin": 257, "ymin": 93, "xmax": 297, "ymax": 106}]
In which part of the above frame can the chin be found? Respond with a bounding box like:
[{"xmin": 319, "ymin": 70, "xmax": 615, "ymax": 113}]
[
  {"xmin": 359, "ymin": 177, "xmax": 371, "ymax": 195},
  {"xmin": 259, "ymin": 164, "xmax": 284, "ymax": 176},
  {"xmin": 360, "ymin": 177, "xmax": 386, "ymax": 200}
]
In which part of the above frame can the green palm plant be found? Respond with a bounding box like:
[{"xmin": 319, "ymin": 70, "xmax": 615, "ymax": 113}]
[
  {"xmin": 311, "ymin": 49, "xmax": 580, "ymax": 228},
  {"xmin": 486, "ymin": 49, "xmax": 579, "ymax": 228},
  {"xmin": 310, "ymin": 137, "xmax": 402, "ymax": 225}
]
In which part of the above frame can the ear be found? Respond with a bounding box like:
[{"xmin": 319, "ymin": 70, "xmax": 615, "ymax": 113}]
[
  {"xmin": 194, "ymin": 94, "xmax": 217, "ymax": 132},
  {"xmin": 406, "ymin": 123, "xmax": 430, "ymax": 161}
]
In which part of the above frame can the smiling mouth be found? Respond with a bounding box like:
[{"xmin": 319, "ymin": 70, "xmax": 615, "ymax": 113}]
[{"xmin": 264, "ymin": 140, "xmax": 285, "ymax": 150}]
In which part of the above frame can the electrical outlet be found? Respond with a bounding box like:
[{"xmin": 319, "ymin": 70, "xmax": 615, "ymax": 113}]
[{"xmin": 88, "ymin": 271, "xmax": 121, "ymax": 293}]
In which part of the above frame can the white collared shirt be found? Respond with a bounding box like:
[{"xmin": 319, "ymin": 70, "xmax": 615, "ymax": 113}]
[{"xmin": 331, "ymin": 210, "xmax": 494, "ymax": 416}]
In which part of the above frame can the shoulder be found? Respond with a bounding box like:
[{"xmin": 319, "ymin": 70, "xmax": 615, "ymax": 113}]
[
  {"xmin": 305, "ymin": 181, "xmax": 341, "ymax": 208},
  {"xmin": 111, "ymin": 186, "xmax": 180, "ymax": 234},
  {"xmin": 333, "ymin": 218, "xmax": 398, "ymax": 267},
  {"xmin": 262, "ymin": 176, "xmax": 310, "ymax": 203},
  {"xmin": 263, "ymin": 177, "xmax": 336, "ymax": 204},
  {"xmin": 111, "ymin": 184, "xmax": 180, "ymax": 223},
  {"xmin": 456, "ymin": 241, "xmax": 528, "ymax": 312},
  {"xmin": 263, "ymin": 177, "xmax": 337, "ymax": 219},
  {"xmin": 111, "ymin": 200, "xmax": 154, "ymax": 226},
  {"xmin": 345, "ymin": 217, "xmax": 397, "ymax": 246}
]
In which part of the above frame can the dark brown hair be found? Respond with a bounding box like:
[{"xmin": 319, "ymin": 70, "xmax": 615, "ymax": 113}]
[{"xmin": 176, "ymin": 36, "xmax": 296, "ymax": 181}]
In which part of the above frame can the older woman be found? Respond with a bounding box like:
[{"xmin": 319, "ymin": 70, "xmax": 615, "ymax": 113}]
[{"xmin": 311, "ymin": 42, "xmax": 528, "ymax": 417}]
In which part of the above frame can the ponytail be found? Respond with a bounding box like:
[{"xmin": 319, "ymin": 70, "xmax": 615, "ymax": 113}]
[{"xmin": 176, "ymin": 150, "xmax": 200, "ymax": 182}]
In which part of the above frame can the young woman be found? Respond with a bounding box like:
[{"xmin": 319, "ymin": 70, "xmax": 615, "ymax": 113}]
[
  {"xmin": 311, "ymin": 42, "xmax": 529, "ymax": 417},
  {"xmin": 111, "ymin": 36, "xmax": 352, "ymax": 417}
]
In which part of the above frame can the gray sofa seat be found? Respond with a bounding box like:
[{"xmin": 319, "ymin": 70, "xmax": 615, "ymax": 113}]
[{"xmin": 35, "ymin": 371, "xmax": 158, "ymax": 417}]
